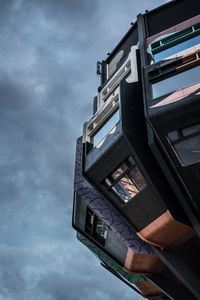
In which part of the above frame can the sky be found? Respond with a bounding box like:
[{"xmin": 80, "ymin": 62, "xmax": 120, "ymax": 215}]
[{"xmin": 0, "ymin": 1, "xmax": 169, "ymax": 299}]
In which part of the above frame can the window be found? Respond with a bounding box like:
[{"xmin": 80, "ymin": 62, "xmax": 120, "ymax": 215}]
[
  {"xmin": 152, "ymin": 65, "xmax": 200, "ymax": 99},
  {"xmin": 105, "ymin": 157, "xmax": 146, "ymax": 203},
  {"xmin": 108, "ymin": 50, "xmax": 124, "ymax": 77},
  {"xmin": 148, "ymin": 23, "xmax": 200, "ymax": 63},
  {"xmin": 85, "ymin": 208, "xmax": 108, "ymax": 246},
  {"xmin": 153, "ymin": 35, "xmax": 200, "ymax": 63},
  {"xmin": 168, "ymin": 124, "xmax": 200, "ymax": 165},
  {"xmin": 92, "ymin": 109, "xmax": 120, "ymax": 148}
]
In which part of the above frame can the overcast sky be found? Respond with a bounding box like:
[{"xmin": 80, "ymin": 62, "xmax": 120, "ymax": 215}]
[{"xmin": 0, "ymin": 1, "xmax": 169, "ymax": 299}]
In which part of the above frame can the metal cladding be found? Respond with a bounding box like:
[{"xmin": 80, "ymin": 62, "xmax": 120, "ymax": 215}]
[
  {"xmin": 77, "ymin": 233, "xmax": 163, "ymax": 298},
  {"xmin": 72, "ymin": 0, "xmax": 200, "ymax": 299},
  {"xmin": 73, "ymin": 138, "xmax": 161, "ymax": 275}
]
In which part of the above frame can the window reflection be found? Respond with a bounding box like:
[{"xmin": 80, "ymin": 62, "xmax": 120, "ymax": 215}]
[
  {"xmin": 129, "ymin": 167, "xmax": 146, "ymax": 190},
  {"xmin": 149, "ymin": 23, "xmax": 200, "ymax": 64},
  {"xmin": 105, "ymin": 157, "xmax": 146, "ymax": 203},
  {"xmin": 94, "ymin": 218, "xmax": 108, "ymax": 239},
  {"xmin": 152, "ymin": 65, "xmax": 200, "ymax": 99},
  {"xmin": 93, "ymin": 109, "xmax": 120, "ymax": 147},
  {"xmin": 85, "ymin": 208, "xmax": 108, "ymax": 246},
  {"xmin": 113, "ymin": 173, "xmax": 140, "ymax": 202},
  {"xmin": 112, "ymin": 162, "xmax": 129, "ymax": 180},
  {"xmin": 153, "ymin": 35, "xmax": 200, "ymax": 63},
  {"xmin": 174, "ymin": 135, "xmax": 200, "ymax": 165},
  {"xmin": 168, "ymin": 125, "xmax": 200, "ymax": 165}
]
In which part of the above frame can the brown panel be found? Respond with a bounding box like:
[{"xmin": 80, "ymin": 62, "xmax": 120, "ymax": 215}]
[
  {"xmin": 124, "ymin": 248, "xmax": 162, "ymax": 274},
  {"xmin": 176, "ymin": 51, "xmax": 200, "ymax": 72},
  {"xmin": 135, "ymin": 280, "xmax": 163, "ymax": 298},
  {"xmin": 137, "ymin": 210, "xmax": 193, "ymax": 248}
]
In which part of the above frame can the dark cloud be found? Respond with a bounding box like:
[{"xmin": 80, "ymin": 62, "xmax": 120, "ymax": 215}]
[
  {"xmin": 34, "ymin": 0, "xmax": 97, "ymax": 20},
  {"xmin": 0, "ymin": 79, "xmax": 30, "ymax": 111},
  {"xmin": 0, "ymin": 0, "xmax": 168, "ymax": 299}
]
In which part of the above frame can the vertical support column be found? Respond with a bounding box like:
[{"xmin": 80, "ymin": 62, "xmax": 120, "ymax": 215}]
[{"xmin": 154, "ymin": 247, "xmax": 200, "ymax": 299}]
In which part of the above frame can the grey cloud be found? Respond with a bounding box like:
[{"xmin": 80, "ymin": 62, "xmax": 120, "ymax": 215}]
[
  {"xmin": 0, "ymin": 80, "xmax": 30, "ymax": 111},
  {"xmin": 0, "ymin": 240, "xmax": 143, "ymax": 300}
]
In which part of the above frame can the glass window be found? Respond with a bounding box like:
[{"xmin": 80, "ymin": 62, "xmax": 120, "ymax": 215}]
[
  {"xmin": 85, "ymin": 209, "xmax": 94, "ymax": 235},
  {"xmin": 182, "ymin": 124, "xmax": 200, "ymax": 137},
  {"xmin": 152, "ymin": 65, "xmax": 200, "ymax": 99},
  {"xmin": 149, "ymin": 23, "xmax": 200, "ymax": 63},
  {"xmin": 153, "ymin": 35, "xmax": 200, "ymax": 63},
  {"xmin": 112, "ymin": 172, "xmax": 140, "ymax": 202},
  {"xmin": 94, "ymin": 218, "xmax": 108, "ymax": 240},
  {"xmin": 173, "ymin": 135, "xmax": 200, "ymax": 165},
  {"xmin": 85, "ymin": 208, "xmax": 108, "ymax": 246},
  {"xmin": 168, "ymin": 125, "xmax": 200, "ymax": 165},
  {"xmin": 105, "ymin": 158, "xmax": 146, "ymax": 203},
  {"xmin": 108, "ymin": 50, "xmax": 124, "ymax": 77},
  {"xmin": 112, "ymin": 183, "xmax": 132, "ymax": 203},
  {"xmin": 129, "ymin": 166, "xmax": 146, "ymax": 190},
  {"xmin": 93, "ymin": 109, "xmax": 120, "ymax": 147},
  {"xmin": 111, "ymin": 162, "xmax": 129, "ymax": 180}
]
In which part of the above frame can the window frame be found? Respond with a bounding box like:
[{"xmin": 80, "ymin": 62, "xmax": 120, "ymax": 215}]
[
  {"xmin": 167, "ymin": 124, "xmax": 200, "ymax": 166},
  {"xmin": 149, "ymin": 50, "xmax": 200, "ymax": 100},
  {"xmin": 105, "ymin": 157, "xmax": 146, "ymax": 204},
  {"xmin": 148, "ymin": 22, "xmax": 200, "ymax": 64},
  {"xmin": 85, "ymin": 207, "xmax": 108, "ymax": 247},
  {"xmin": 91, "ymin": 107, "xmax": 120, "ymax": 149}
]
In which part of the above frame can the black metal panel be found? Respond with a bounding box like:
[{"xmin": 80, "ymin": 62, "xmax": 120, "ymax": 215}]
[
  {"xmin": 154, "ymin": 243, "xmax": 200, "ymax": 299},
  {"xmin": 106, "ymin": 23, "xmax": 138, "ymax": 63},
  {"xmin": 145, "ymin": 80, "xmax": 200, "ymax": 216},
  {"xmin": 73, "ymin": 193, "xmax": 88, "ymax": 233},
  {"xmin": 73, "ymin": 137, "xmax": 156, "ymax": 266},
  {"xmin": 99, "ymin": 23, "xmax": 138, "ymax": 87},
  {"xmin": 106, "ymin": 230, "xmax": 128, "ymax": 265},
  {"xmin": 93, "ymin": 96, "xmax": 98, "ymax": 115},
  {"xmin": 147, "ymin": 126, "xmax": 200, "ymax": 239},
  {"xmin": 121, "ymin": 189, "xmax": 165, "ymax": 231},
  {"xmin": 106, "ymin": 23, "xmax": 138, "ymax": 65},
  {"xmin": 73, "ymin": 2, "xmax": 200, "ymax": 298},
  {"xmin": 72, "ymin": 137, "xmax": 127, "ymax": 265},
  {"xmin": 84, "ymin": 78, "xmax": 191, "ymax": 234},
  {"xmin": 149, "ymin": 273, "xmax": 197, "ymax": 300},
  {"xmin": 120, "ymin": 77, "xmax": 191, "ymax": 226},
  {"xmin": 137, "ymin": 0, "xmax": 200, "ymax": 230},
  {"xmin": 84, "ymin": 123, "xmax": 129, "ymax": 183},
  {"xmin": 84, "ymin": 121, "xmax": 167, "ymax": 231},
  {"xmin": 144, "ymin": 0, "xmax": 200, "ymax": 37}
]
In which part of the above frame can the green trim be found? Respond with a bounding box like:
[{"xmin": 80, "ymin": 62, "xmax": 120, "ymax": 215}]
[
  {"xmin": 77, "ymin": 233, "xmax": 146, "ymax": 284},
  {"xmin": 149, "ymin": 22, "xmax": 200, "ymax": 55}
]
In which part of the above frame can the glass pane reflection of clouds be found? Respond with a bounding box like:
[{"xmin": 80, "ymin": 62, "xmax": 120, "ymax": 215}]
[
  {"xmin": 113, "ymin": 183, "xmax": 131, "ymax": 203},
  {"xmin": 154, "ymin": 35, "xmax": 200, "ymax": 62},
  {"xmin": 112, "ymin": 162, "xmax": 128, "ymax": 180},
  {"xmin": 112, "ymin": 166, "xmax": 146, "ymax": 203},
  {"xmin": 95, "ymin": 218, "xmax": 108, "ymax": 238},
  {"xmin": 129, "ymin": 167, "xmax": 146, "ymax": 190},
  {"xmin": 152, "ymin": 65, "xmax": 200, "ymax": 99},
  {"xmin": 93, "ymin": 109, "xmax": 119, "ymax": 147},
  {"xmin": 119, "ymin": 175, "xmax": 139, "ymax": 198}
]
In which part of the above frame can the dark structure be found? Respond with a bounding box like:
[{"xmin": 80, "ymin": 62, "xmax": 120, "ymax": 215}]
[
  {"xmin": 77, "ymin": 233, "xmax": 165, "ymax": 299},
  {"xmin": 73, "ymin": 138, "xmax": 197, "ymax": 299},
  {"xmin": 138, "ymin": 0, "xmax": 200, "ymax": 234},
  {"xmin": 72, "ymin": 1, "xmax": 200, "ymax": 299}
]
